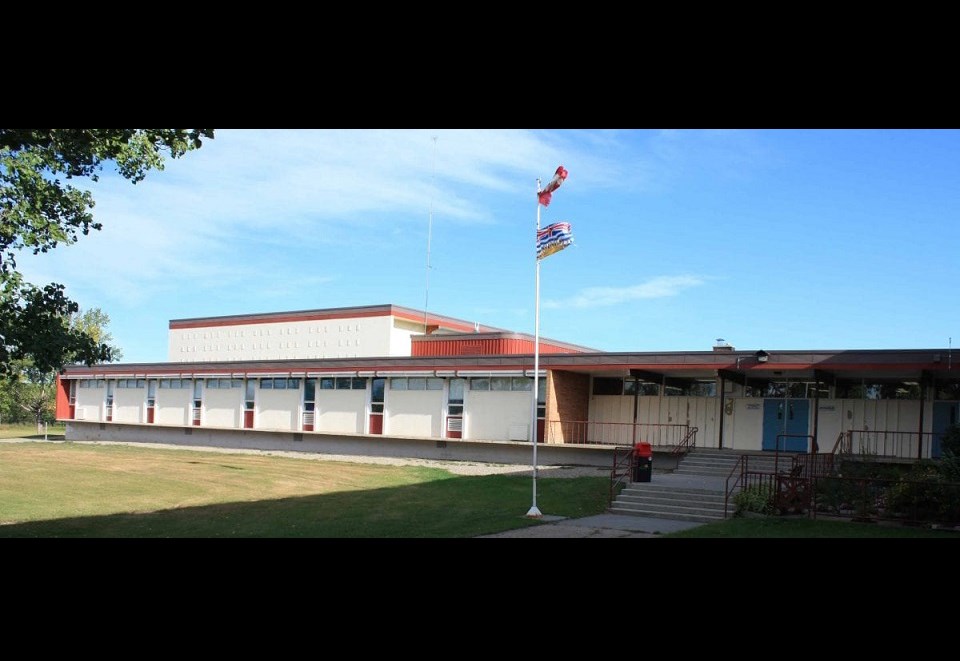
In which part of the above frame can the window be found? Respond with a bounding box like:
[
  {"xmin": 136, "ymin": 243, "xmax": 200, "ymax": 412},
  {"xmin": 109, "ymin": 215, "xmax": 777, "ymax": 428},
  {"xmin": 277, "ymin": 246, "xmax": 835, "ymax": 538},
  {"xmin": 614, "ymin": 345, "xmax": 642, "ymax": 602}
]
[
  {"xmin": 304, "ymin": 378, "xmax": 316, "ymax": 402},
  {"xmin": 260, "ymin": 378, "xmax": 273, "ymax": 389},
  {"xmin": 409, "ymin": 377, "xmax": 427, "ymax": 391},
  {"xmin": 371, "ymin": 377, "xmax": 385, "ymax": 414},
  {"xmin": 206, "ymin": 379, "xmax": 219, "ymax": 389},
  {"xmin": 623, "ymin": 380, "xmax": 660, "ymax": 396},
  {"xmin": 448, "ymin": 378, "xmax": 465, "ymax": 416},
  {"xmin": 469, "ymin": 376, "xmax": 536, "ymax": 392},
  {"xmin": 511, "ymin": 377, "xmax": 532, "ymax": 392},
  {"xmin": 391, "ymin": 378, "xmax": 407, "ymax": 390},
  {"xmin": 592, "ymin": 377, "xmax": 623, "ymax": 396}
]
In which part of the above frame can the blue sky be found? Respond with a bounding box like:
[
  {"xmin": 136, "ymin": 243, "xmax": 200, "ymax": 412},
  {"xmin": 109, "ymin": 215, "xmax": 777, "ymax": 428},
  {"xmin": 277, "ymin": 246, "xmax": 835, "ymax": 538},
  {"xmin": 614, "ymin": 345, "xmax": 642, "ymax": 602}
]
[{"xmin": 18, "ymin": 129, "xmax": 960, "ymax": 363}]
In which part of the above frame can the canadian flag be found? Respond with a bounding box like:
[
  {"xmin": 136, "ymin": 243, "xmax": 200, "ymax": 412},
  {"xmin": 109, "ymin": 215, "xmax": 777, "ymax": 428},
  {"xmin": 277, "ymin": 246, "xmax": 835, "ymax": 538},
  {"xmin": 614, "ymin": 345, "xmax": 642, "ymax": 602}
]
[{"xmin": 537, "ymin": 165, "xmax": 568, "ymax": 207}]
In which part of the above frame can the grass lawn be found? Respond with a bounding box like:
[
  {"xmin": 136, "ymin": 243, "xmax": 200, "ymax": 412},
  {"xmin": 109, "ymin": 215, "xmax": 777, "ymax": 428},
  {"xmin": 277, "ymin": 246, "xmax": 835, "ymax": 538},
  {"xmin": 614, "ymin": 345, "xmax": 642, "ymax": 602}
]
[
  {"xmin": 0, "ymin": 441, "xmax": 609, "ymax": 537},
  {"xmin": 665, "ymin": 515, "xmax": 960, "ymax": 538},
  {"xmin": 0, "ymin": 423, "xmax": 65, "ymax": 440}
]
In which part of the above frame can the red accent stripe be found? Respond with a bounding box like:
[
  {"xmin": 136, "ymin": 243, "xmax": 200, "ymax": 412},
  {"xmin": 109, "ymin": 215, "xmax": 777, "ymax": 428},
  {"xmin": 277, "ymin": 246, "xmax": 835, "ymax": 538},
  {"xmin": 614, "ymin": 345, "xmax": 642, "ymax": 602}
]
[{"xmin": 55, "ymin": 375, "xmax": 71, "ymax": 419}]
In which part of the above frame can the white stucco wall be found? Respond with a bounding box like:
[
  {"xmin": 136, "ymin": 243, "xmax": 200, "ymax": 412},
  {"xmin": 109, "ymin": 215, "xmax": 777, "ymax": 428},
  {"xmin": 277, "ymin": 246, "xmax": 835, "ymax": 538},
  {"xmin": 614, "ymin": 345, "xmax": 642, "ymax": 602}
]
[
  {"xmin": 385, "ymin": 390, "xmax": 444, "ymax": 438},
  {"xmin": 589, "ymin": 395, "xmax": 719, "ymax": 447},
  {"xmin": 204, "ymin": 388, "xmax": 244, "ymax": 428},
  {"xmin": 465, "ymin": 391, "xmax": 530, "ymax": 441},
  {"xmin": 168, "ymin": 314, "xmax": 401, "ymax": 362},
  {"xmin": 257, "ymin": 389, "xmax": 301, "ymax": 431},
  {"xmin": 316, "ymin": 389, "xmax": 366, "ymax": 434},
  {"xmin": 156, "ymin": 389, "xmax": 193, "ymax": 426},
  {"xmin": 75, "ymin": 387, "xmax": 105, "ymax": 421},
  {"xmin": 114, "ymin": 389, "xmax": 144, "ymax": 423},
  {"xmin": 389, "ymin": 319, "xmax": 422, "ymax": 357}
]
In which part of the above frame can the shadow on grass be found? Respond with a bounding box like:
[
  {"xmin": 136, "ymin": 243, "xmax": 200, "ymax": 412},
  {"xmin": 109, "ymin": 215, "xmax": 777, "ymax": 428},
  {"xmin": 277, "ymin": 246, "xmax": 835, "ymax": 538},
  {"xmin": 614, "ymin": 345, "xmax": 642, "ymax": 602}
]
[{"xmin": 0, "ymin": 474, "xmax": 609, "ymax": 538}]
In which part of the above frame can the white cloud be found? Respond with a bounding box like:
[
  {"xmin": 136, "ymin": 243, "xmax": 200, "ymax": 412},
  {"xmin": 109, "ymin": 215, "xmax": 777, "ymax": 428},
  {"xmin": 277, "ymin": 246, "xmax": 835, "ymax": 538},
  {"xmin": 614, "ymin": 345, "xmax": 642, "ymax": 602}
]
[{"xmin": 544, "ymin": 275, "xmax": 708, "ymax": 309}]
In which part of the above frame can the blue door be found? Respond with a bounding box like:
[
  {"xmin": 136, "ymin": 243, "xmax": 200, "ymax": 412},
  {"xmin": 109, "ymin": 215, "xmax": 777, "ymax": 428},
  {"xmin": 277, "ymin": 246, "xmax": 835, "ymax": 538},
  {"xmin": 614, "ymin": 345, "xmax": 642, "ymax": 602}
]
[
  {"xmin": 762, "ymin": 399, "xmax": 810, "ymax": 452},
  {"xmin": 932, "ymin": 402, "xmax": 959, "ymax": 459}
]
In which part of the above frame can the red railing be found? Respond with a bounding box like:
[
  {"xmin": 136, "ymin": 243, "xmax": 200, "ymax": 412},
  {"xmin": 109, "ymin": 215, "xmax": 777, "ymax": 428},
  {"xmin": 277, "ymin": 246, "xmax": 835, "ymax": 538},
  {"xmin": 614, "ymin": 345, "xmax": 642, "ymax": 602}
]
[
  {"xmin": 724, "ymin": 453, "xmax": 781, "ymax": 518},
  {"xmin": 545, "ymin": 420, "xmax": 692, "ymax": 447},
  {"xmin": 839, "ymin": 430, "xmax": 937, "ymax": 460},
  {"xmin": 670, "ymin": 426, "xmax": 699, "ymax": 460},
  {"xmin": 609, "ymin": 445, "xmax": 635, "ymax": 505}
]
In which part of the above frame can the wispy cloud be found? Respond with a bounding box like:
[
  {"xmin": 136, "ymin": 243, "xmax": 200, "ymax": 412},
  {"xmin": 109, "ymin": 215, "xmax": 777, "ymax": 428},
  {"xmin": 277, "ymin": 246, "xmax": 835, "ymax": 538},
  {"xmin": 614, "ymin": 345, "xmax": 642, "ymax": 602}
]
[{"xmin": 544, "ymin": 275, "xmax": 708, "ymax": 309}]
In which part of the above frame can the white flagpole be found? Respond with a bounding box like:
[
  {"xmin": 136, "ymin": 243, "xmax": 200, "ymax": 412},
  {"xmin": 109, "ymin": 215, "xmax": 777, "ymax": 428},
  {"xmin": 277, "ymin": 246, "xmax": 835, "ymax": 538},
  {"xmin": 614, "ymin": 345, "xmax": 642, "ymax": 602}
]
[{"xmin": 526, "ymin": 177, "xmax": 543, "ymax": 518}]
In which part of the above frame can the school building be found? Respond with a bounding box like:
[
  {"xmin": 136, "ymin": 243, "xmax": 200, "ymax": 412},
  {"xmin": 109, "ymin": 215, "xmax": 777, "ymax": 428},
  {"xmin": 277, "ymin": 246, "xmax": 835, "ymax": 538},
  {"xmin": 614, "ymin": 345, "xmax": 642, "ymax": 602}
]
[{"xmin": 55, "ymin": 303, "xmax": 960, "ymax": 465}]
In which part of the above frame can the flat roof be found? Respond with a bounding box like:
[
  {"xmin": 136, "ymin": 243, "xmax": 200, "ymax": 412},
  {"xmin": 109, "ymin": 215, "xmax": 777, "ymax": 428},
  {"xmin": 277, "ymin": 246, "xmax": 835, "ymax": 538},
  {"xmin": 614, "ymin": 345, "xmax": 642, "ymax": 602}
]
[
  {"xmin": 168, "ymin": 303, "xmax": 507, "ymax": 334},
  {"xmin": 60, "ymin": 347, "xmax": 960, "ymax": 382}
]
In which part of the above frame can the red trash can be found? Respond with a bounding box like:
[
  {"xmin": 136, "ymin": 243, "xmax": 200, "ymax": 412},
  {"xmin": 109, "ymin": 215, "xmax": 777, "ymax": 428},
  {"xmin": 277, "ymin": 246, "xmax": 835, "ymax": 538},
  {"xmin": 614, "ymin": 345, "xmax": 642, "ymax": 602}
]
[{"xmin": 633, "ymin": 442, "xmax": 653, "ymax": 482}]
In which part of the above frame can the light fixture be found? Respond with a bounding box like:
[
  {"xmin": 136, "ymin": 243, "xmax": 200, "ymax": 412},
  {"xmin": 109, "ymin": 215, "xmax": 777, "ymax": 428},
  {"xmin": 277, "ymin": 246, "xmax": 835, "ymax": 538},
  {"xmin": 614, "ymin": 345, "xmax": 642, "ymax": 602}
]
[{"xmin": 756, "ymin": 350, "xmax": 769, "ymax": 363}]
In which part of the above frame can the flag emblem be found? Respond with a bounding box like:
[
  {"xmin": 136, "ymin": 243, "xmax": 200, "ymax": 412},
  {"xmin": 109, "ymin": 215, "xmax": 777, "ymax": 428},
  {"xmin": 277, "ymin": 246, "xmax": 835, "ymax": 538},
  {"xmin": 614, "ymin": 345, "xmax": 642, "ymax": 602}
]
[
  {"xmin": 537, "ymin": 165, "xmax": 568, "ymax": 207},
  {"xmin": 537, "ymin": 222, "xmax": 573, "ymax": 260}
]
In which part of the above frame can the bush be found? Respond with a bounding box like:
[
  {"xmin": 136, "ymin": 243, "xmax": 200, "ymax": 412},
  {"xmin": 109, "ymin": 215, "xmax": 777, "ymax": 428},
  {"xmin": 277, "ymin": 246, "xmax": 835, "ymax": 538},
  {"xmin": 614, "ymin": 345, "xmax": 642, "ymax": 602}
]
[
  {"xmin": 733, "ymin": 484, "xmax": 776, "ymax": 516},
  {"xmin": 886, "ymin": 463, "xmax": 960, "ymax": 523}
]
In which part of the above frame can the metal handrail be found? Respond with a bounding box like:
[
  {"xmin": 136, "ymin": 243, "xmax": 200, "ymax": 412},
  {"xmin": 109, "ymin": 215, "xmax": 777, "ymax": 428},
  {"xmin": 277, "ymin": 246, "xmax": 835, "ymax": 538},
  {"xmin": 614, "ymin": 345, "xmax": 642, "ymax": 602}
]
[
  {"xmin": 831, "ymin": 431, "xmax": 848, "ymax": 456},
  {"xmin": 609, "ymin": 445, "xmax": 635, "ymax": 506},
  {"xmin": 844, "ymin": 429, "xmax": 937, "ymax": 460},
  {"xmin": 723, "ymin": 454, "xmax": 747, "ymax": 518},
  {"xmin": 670, "ymin": 426, "xmax": 699, "ymax": 458}
]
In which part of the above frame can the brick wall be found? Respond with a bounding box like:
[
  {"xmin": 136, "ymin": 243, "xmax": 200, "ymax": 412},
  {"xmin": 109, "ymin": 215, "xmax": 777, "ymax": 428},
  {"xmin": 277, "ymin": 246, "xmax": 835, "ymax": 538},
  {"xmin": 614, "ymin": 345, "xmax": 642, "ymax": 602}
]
[{"xmin": 545, "ymin": 370, "xmax": 590, "ymax": 443}]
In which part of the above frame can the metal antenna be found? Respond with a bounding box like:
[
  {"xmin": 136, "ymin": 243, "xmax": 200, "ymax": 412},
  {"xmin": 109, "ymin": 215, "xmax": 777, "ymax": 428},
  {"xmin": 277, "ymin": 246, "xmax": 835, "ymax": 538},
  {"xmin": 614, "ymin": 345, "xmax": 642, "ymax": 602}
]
[{"xmin": 424, "ymin": 135, "xmax": 438, "ymax": 334}]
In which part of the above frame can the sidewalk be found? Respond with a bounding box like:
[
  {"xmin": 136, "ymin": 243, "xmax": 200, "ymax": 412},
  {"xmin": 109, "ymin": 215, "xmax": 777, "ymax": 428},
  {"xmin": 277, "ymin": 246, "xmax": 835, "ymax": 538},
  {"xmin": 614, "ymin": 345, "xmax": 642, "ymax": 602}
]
[{"xmin": 478, "ymin": 512, "xmax": 706, "ymax": 538}]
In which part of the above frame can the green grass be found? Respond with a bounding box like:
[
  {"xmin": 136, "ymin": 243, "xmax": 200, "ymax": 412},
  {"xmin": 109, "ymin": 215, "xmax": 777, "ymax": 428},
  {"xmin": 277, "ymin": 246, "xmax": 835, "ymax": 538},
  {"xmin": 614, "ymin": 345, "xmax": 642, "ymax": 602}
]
[
  {"xmin": 0, "ymin": 442, "xmax": 609, "ymax": 537},
  {"xmin": 665, "ymin": 516, "xmax": 960, "ymax": 538},
  {"xmin": 0, "ymin": 423, "xmax": 65, "ymax": 439}
]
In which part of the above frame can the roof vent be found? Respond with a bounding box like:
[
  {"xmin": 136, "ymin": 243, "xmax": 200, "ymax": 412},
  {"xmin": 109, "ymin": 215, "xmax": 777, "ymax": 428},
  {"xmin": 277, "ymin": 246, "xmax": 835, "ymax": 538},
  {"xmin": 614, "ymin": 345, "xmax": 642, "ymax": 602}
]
[{"xmin": 713, "ymin": 338, "xmax": 734, "ymax": 352}]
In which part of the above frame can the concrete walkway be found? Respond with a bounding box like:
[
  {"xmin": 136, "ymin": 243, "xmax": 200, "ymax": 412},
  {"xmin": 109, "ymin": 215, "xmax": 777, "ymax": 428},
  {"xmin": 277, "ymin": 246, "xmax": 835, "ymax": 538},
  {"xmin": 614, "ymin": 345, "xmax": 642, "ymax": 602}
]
[{"xmin": 478, "ymin": 512, "xmax": 707, "ymax": 538}]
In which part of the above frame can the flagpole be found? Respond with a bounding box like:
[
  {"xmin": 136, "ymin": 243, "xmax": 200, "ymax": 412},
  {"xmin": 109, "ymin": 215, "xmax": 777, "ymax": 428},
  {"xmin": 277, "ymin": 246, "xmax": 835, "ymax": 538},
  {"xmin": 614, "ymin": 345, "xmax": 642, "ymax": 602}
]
[{"xmin": 526, "ymin": 177, "xmax": 543, "ymax": 518}]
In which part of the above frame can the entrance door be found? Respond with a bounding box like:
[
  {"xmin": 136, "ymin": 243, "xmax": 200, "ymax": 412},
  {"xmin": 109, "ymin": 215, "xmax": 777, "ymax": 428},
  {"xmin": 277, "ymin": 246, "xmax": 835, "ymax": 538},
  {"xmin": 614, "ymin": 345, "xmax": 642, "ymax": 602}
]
[
  {"xmin": 932, "ymin": 401, "xmax": 959, "ymax": 459},
  {"xmin": 762, "ymin": 399, "xmax": 810, "ymax": 451}
]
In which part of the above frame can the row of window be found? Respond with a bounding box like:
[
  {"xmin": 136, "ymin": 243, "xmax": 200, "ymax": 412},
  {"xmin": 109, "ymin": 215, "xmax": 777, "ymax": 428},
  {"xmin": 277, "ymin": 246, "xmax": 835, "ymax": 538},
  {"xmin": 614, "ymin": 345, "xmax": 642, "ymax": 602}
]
[
  {"xmin": 592, "ymin": 378, "xmax": 945, "ymax": 400},
  {"xmin": 469, "ymin": 377, "xmax": 534, "ymax": 392},
  {"xmin": 77, "ymin": 376, "xmax": 543, "ymax": 395}
]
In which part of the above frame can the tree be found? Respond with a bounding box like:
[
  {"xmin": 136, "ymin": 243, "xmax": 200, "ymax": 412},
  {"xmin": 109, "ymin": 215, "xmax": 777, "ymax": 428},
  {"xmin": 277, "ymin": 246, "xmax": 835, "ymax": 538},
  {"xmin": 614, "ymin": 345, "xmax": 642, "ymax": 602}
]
[
  {"xmin": 0, "ymin": 306, "xmax": 121, "ymax": 432},
  {"xmin": 0, "ymin": 129, "xmax": 213, "ymax": 376}
]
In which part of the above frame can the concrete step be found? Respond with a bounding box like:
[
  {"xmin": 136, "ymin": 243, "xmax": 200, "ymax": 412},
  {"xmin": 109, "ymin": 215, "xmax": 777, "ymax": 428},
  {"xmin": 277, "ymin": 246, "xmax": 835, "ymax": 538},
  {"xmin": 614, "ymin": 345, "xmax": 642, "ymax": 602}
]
[
  {"xmin": 620, "ymin": 485, "xmax": 724, "ymax": 498},
  {"xmin": 608, "ymin": 506, "xmax": 725, "ymax": 523},
  {"xmin": 676, "ymin": 466, "xmax": 739, "ymax": 475},
  {"xmin": 615, "ymin": 494, "xmax": 725, "ymax": 508}
]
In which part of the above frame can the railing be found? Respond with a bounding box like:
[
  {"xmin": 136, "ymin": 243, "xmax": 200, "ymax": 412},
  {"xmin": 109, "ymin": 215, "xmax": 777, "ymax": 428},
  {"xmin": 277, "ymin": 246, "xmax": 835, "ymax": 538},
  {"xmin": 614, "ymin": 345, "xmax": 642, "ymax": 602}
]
[
  {"xmin": 667, "ymin": 426, "xmax": 699, "ymax": 470},
  {"xmin": 793, "ymin": 452, "xmax": 835, "ymax": 479},
  {"xmin": 725, "ymin": 452, "xmax": 836, "ymax": 517},
  {"xmin": 609, "ymin": 445, "xmax": 635, "ymax": 506},
  {"xmin": 546, "ymin": 420, "xmax": 691, "ymax": 447},
  {"xmin": 842, "ymin": 430, "xmax": 937, "ymax": 460},
  {"xmin": 831, "ymin": 431, "xmax": 846, "ymax": 456},
  {"xmin": 724, "ymin": 455, "xmax": 746, "ymax": 518},
  {"xmin": 670, "ymin": 426, "xmax": 699, "ymax": 460}
]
